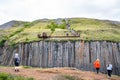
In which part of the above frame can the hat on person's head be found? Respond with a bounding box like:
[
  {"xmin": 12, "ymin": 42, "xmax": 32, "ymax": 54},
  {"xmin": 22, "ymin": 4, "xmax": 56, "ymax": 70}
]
[
  {"xmin": 97, "ymin": 58, "xmax": 99, "ymax": 61},
  {"xmin": 15, "ymin": 53, "xmax": 19, "ymax": 58},
  {"xmin": 15, "ymin": 53, "xmax": 18, "ymax": 55}
]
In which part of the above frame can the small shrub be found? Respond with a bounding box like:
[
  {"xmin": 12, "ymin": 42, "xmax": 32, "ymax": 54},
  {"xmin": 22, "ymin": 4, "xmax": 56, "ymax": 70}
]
[
  {"xmin": 0, "ymin": 39, "xmax": 6, "ymax": 47},
  {"xmin": 0, "ymin": 73, "xmax": 8, "ymax": 80},
  {"xmin": 22, "ymin": 66, "xmax": 32, "ymax": 68},
  {"xmin": 64, "ymin": 75, "xmax": 79, "ymax": 80},
  {"xmin": 9, "ymin": 41, "xmax": 16, "ymax": 48},
  {"xmin": 0, "ymin": 36, "xmax": 8, "ymax": 47},
  {"xmin": 24, "ymin": 22, "xmax": 31, "ymax": 28},
  {"xmin": 54, "ymin": 74, "xmax": 80, "ymax": 80},
  {"xmin": 25, "ymin": 38, "xmax": 29, "ymax": 42},
  {"xmin": 0, "ymin": 72, "xmax": 34, "ymax": 80}
]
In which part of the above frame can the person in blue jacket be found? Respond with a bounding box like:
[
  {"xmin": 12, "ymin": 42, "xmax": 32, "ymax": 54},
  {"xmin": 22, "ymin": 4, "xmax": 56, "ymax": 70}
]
[{"xmin": 14, "ymin": 53, "xmax": 20, "ymax": 72}]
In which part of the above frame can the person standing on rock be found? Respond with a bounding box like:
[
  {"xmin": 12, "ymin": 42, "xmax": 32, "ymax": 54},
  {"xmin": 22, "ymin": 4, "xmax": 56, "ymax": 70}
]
[
  {"xmin": 94, "ymin": 58, "xmax": 101, "ymax": 74},
  {"xmin": 14, "ymin": 53, "xmax": 20, "ymax": 72},
  {"xmin": 106, "ymin": 62, "xmax": 113, "ymax": 77}
]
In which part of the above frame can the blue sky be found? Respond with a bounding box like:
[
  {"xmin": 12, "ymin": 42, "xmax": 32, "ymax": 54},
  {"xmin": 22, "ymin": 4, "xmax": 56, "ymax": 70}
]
[{"xmin": 0, "ymin": 0, "xmax": 120, "ymax": 25}]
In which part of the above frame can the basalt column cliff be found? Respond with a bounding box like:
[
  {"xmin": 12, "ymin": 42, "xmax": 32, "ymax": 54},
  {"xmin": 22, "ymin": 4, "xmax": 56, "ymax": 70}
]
[{"xmin": 0, "ymin": 41, "xmax": 120, "ymax": 75}]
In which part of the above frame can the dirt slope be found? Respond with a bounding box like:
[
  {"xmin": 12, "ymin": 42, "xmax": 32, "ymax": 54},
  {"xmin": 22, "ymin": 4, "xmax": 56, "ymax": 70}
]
[{"xmin": 0, "ymin": 67, "xmax": 120, "ymax": 80}]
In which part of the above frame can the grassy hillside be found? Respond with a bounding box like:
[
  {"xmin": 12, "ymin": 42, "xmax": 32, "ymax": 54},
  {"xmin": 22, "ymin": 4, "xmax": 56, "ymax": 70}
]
[
  {"xmin": 0, "ymin": 18, "xmax": 120, "ymax": 46},
  {"xmin": 70, "ymin": 18, "xmax": 120, "ymax": 41}
]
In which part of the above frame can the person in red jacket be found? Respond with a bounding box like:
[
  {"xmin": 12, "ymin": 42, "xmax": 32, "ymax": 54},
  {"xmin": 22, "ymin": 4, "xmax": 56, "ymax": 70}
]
[{"xmin": 94, "ymin": 58, "xmax": 100, "ymax": 74}]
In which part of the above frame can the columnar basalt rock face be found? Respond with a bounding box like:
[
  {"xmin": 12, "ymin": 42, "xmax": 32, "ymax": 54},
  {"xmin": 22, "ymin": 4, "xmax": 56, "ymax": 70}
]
[{"xmin": 0, "ymin": 41, "xmax": 120, "ymax": 75}]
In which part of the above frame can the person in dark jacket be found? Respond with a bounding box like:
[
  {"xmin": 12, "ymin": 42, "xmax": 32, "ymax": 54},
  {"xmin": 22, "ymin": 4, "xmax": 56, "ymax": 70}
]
[
  {"xmin": 107, "ymin": 62, "xmax": 113, "ymax": 77},
  {"xmin": 14, "ymin": 53, "xmax": 20, "ymax": 72}
]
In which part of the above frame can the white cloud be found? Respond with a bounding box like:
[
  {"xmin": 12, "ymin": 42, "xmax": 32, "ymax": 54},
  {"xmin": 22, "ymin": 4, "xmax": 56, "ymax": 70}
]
[{"xmin": 0, "ymin": 0, "xmax": 120, "ymax": 25}]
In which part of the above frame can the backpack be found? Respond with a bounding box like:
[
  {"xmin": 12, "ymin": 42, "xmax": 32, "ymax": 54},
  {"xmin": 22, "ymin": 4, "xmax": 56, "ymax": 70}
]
[{"xmin": 15, "ymin": 58, "xmax": 20, "ymax": 63}]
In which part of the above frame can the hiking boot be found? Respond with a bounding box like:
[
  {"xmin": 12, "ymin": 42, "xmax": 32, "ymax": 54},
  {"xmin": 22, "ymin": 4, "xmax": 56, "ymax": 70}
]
[{"xmin": 17, "ymin": 69, "xmax": 19, "ymax": 72}]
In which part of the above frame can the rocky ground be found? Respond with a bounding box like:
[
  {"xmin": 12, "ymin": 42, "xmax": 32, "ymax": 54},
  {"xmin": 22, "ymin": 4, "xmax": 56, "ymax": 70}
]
[{"xmin": 0, "ymin": 67, "xmax": 120, "ymax": 80}]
